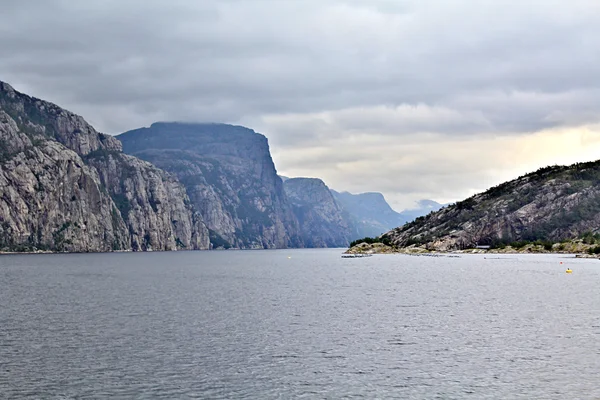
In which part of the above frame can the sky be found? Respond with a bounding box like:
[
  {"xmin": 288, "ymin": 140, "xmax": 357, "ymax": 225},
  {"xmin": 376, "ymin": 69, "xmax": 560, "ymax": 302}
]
[{"xmin": 2, "ymin": 0, "xmax": 600, "ymax": 210}]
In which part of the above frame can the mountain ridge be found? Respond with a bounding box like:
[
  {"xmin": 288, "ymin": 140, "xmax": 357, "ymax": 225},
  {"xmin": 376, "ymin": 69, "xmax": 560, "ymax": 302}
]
[{"xmin": 379, "ymin": 161, "xmax": 600, "ymax": 251}]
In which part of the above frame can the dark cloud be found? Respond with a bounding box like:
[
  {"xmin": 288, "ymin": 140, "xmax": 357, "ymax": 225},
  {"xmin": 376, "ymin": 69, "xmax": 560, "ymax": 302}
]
[{"xmin": 2, "ymin": 0, "xmax": 600, "ymax": 208}]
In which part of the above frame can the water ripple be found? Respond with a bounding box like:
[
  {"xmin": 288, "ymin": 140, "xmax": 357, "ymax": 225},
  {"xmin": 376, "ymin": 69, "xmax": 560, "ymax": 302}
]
[{"xmin": 1, "ymin": 250, "xmax": 599, "ymax": 399}]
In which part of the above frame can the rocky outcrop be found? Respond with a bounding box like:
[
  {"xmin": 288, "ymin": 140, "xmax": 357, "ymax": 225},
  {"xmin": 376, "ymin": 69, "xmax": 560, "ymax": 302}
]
[
  {"xmin": 84, "ymin": 151, "xmax": 208, "ymax": 251},
  {"xmin": 0, "ymin": 110, "xmax": 129, "ymax": 252},
  {"xmin": 0, "ymin": 81, "xmax": 209, "ymax": 252},
  {"xmin": 383, "ymin": 163, "xmax": 600, "ymax": 251},
  {"xmin": 0, "ymin": 81, "xmax": 121, "ymax": 156},
  {"xmin": 284, "ymin": 178, "xmax": 353, "ymax": 247},
  {"xmin": 118, "ymin": 123, "xmax": 303, "ymax": 249}
]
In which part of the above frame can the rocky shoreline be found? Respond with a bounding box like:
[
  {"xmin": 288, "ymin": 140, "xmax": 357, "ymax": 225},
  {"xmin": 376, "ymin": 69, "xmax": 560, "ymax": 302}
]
[{"xmin": 345, "ymin": 241, "xmax": 600, "ymax": 258}]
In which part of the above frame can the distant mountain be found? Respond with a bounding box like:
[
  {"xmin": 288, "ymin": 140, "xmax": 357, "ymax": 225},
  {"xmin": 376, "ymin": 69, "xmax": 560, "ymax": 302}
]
[
  {"xmin": 330, "ymin": 190, "xmax": 402, "ymax": 238},
  {"xmin": 396, "ymin": 199, "xmax": 446, "ymax": 225},
  {"xmin": 118, "ymin": 123, "xmax": 304, "ymax": 249},
  {"xmin": 383, "ymin": 162, "xmax": 600, "ymax": 251},
  {"xmin": 284, "ymin": 178, "xmax": 353, "ymax": 247},
  {"xmin": 329, "ymin": 190, "xmax": 446, "ymax": 239}
]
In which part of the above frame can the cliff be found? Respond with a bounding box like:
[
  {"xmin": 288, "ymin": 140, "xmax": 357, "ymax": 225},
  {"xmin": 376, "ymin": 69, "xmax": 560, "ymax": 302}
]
[
  {"xmin": 0, "ymin": 81, "xmax": 209, "ymax": 252},
  {"xmin": 382, "ymin": 162, "xmax": 600, "ymax": 251},
  {"xmin": 284, "ymin": 178, "xmax": 353, "ymax": 247},
  {"xmin": 118, "ymin": 123, "xmax": 303, "ymax": 249}
]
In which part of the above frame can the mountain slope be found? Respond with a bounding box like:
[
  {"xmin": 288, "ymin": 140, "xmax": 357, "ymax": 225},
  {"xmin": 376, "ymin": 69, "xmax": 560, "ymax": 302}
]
[
  {"xmin": 0, "ymin": 81, "xmax": 209, "ymax": 252},
  {"xmin": 118, "ymin": 123, "xmax": 303, "ymax": 249},
  {"xmin": 284, "ymin": 178, "xmax": 353, "ymax": 247},
  {"xmin": 331, "ymin": 190, "xmax": 403, "ymax": 238},
  {"xmin": 383, "ymin": 162, "xmax": 600, "ymax": 250}
]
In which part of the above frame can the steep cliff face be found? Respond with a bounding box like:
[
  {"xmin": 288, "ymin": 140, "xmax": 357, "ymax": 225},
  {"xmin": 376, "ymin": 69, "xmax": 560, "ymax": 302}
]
[
  {"xmin": 284, "ymin": 178, "xmax": 353, "ymax": 247},
  {"xmin": 384, "ymin": 163, "xmax": 600, "ymax": 251},
  {"xmin": 84, "ymin": 151, "xmax": 208, "ymax": 251},
  {"xmin": 118, "ymin": 123, "xmax": 303, "ymax": 249},
  {"xmin": 0, "ymin": 81, "xmax": 209, "ymax": 252},
  {"xmin": 0, "ymin": 110, "xmax": 129, "ymax": 252}
]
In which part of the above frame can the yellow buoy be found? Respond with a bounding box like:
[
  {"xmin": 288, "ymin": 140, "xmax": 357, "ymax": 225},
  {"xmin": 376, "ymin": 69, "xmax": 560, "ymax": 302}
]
[{"xmin": 566, "ymin": 268, "xmax": 572, "ymax": 274}]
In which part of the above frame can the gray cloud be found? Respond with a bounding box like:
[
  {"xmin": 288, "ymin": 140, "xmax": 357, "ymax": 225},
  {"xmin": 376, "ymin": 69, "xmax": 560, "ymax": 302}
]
[{"xmin": 2, "ymin": 0, "xmax": 600, "ymax": 209}]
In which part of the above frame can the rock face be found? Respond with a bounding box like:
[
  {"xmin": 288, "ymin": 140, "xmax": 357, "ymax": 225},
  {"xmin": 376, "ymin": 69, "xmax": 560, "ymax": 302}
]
[
  {"xmin": 384, "ymin": 163, "xmax": 600, "ymax": 251},
  {"xmin": 118, "ymin": 123, "xmax": 303, "ymax": 249},
  {"xmin": 284, "ymin": 178, "xmax": 353, "ymax": 247},
  {"xmin": 84, "ymin": 151, "xmax": 208, "ymax": 251},
  {"xmin": 0, "ymin": 81, "xmax": 209, "ymax": 252},
  {"xmin": 331, "ymin": 190, "xmax": 403, "ymax": 238}
]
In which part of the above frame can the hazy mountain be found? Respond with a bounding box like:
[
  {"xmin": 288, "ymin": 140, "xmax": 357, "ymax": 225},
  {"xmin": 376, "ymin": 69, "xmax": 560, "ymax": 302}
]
[
  {"xmin": 330, "ymin": 190, "xmax": 402, "ymax": 238},
  {"xmin": 283, "ymin": 178, "xmax": 353, "ymax": 247},
  {"xmin": 396, "ymin": 199, "xmax": 447, "ymax": 225}
]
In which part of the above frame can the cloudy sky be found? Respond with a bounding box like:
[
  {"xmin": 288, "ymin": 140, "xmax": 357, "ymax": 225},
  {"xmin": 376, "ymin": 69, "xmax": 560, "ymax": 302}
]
[{"xmin": 2, "ymin": 0, "xmax": 600, "ymax": 210}]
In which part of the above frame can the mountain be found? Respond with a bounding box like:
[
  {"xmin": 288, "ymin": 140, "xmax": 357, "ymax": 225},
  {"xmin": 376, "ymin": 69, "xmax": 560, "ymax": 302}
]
[
  {"xmin": 283, "ymin": 178, "xmax": 353, "ymax": 247},
  {"xmin": 383, "ymin": 162, "xmax": 600, "ymax": 251},
  {"xmin": 118, "ymin": 123, "xmax": 304, "ymax": 249},
  {"xmin": 0, "ymin": 81, "xmax": 209, "ymax": 252},
  {"xmin": 396, "ymin": 199, "xmax": 446, "ymax": 225},
  {"xmin": 331, "ymin": 190, "xmax": 404, "ymax": 238}
]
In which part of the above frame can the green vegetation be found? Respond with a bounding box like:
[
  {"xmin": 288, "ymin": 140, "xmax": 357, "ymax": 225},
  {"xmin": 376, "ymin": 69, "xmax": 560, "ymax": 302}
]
[
  {"xmin": 490, "ymin": 239, "xmax": 555, "ymax": 251},
  {"xmin": 581, "ymin": 231, "xmax": 600, "ymax": 244},
  {"xmin": 83, "ymin": 148, "xmax": 121, "ymax": 162},
  {"xmin": 111, "ymin": 193, "xmax": 132, "ymax": 218},
  {"xmin": 587, "ymin": 246, "xmax": 600, "ymax": 255},
  {"xmin": 393, "ymin": 159, "xmax": 600, "ymax": 248},
  {"xmin": 209, "ymin": 229, "xmax": 232, "ymax": 249},
  {"xmin": 349, "ymin": 236, "xmax": 392, "ymax": 248},
  {"xmin": 52, "ymin": 221, "xmax": 74, "ymax": 251},
  {"xmin": 0, "ymin": 90, "xmax": 59, "ymax": 141}
]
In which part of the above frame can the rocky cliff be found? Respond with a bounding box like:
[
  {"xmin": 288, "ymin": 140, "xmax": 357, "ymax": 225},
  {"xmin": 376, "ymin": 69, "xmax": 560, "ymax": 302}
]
[
  {"xmin": 118, "ymin": 123, "xmax": 303, "ymax": 249},
  {"xmin": 382, "ymin": 163, "xmax": 600, "ymax": 251},
  {"xmin": 0, "ymin": 81, "xmax": 209, "ymax": 252},
  {"xmin": 283, "ymin": 178, "xmax": 353, "ymax": 247}
]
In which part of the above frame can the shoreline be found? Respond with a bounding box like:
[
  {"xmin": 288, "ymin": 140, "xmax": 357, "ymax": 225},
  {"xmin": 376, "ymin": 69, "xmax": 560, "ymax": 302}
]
[
  {"xmin": 347, "ymin": 251, "xmax": 598, "ymax": 258},
  {"xmin": 345, "ymin": 242, "xmax": 600, "ymax": 258}
]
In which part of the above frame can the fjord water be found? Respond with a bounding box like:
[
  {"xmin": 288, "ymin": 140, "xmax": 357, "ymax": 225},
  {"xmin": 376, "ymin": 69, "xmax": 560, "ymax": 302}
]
[{"xmin": 1, "ymin": 250, "xmax": 599, "ymax": 399}]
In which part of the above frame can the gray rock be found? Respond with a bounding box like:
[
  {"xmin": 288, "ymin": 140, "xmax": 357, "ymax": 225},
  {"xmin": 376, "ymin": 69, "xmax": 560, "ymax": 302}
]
[
  {"xmin": 118, "ymin": 123, "xmax": 303, "ymax": 249},
  {"xmin": 284, "ymin": 178, "xmax": 353, "ymax": 247},
  {"xmin": 384, "ymin": 164, "xmax": 600, "ymax": 250},
  {"xmin": 0, "ymin": 112, "xmax": 129, "ymax": 252},
  {"xmin": 0, "ymin": 80, "xmax": 209, "ymax": 252}
]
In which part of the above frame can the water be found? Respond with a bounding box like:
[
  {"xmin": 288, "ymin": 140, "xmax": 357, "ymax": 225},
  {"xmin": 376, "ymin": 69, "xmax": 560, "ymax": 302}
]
[{"xmin": 1, "ymin": 250, "xmax": 599, "ymax": 399}]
